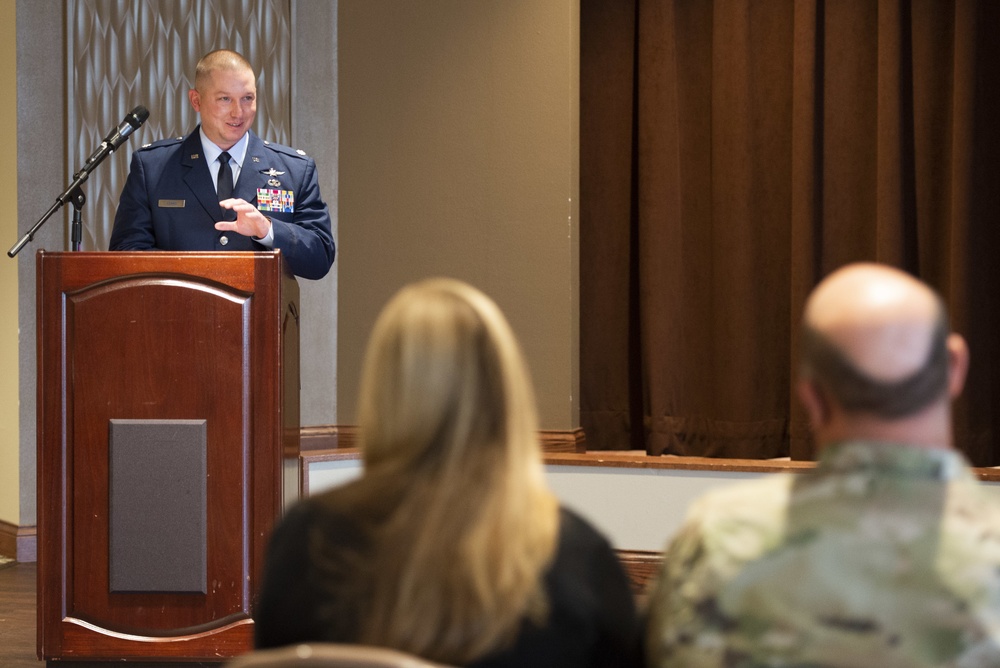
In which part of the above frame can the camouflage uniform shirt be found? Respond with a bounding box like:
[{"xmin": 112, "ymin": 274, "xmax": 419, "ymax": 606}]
[{"xmin": 646, "ymin": 441, "xmax": 1000, "ymax": 667}]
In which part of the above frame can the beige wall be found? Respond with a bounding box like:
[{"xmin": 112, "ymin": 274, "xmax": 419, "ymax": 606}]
[
  {"xmin": 338, "ymin": 1, "xmax": 580, "ymax": 428},
  {"xmin": 0, "ymin": 1, "xmax": 19, "ymax": 526}
]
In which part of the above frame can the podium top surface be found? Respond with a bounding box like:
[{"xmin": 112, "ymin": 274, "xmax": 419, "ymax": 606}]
[{"xmin": 37, "ymin": 250, "xmax": 296, "ymax": 292}]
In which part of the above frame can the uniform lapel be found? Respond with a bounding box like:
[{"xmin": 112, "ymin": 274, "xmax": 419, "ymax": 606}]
[
  {"xmin": 180, "ymin": 129, "xmax": 225, "ymax": 219},
  {"xmin": 234, "ymin": 132, "xmax": 264, "ymax": 205}
]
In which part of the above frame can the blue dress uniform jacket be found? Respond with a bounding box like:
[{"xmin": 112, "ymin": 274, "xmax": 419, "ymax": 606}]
[{"xmin": 109, "ymin": 128, "xmax": 335, "ymax": 280}]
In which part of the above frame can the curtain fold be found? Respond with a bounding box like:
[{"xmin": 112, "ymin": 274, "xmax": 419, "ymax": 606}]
[{"xmin": 581, "ymin": 0, "xmax": 1000, "ymax": 463}]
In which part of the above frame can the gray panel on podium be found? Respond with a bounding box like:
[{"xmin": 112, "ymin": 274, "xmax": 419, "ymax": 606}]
[{"xmin": 109, "ymin": 419, "xmax": 208, "ymax": 594}]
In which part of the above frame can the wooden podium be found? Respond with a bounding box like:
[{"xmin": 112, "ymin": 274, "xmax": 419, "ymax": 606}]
[{"xmin": 35, "ymin": 251, "xmax": 300, "ymax": 663}]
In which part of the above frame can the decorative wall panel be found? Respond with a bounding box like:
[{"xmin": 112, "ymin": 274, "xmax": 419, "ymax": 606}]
[{"xmin": 68, "ymin": 0, "xmax": 292, "ymax": 251}]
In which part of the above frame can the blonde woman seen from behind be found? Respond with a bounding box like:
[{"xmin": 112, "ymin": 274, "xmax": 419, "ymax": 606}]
[{"xmin": 254, "ymin": 279, "xmax": 642, "ymax": 668}]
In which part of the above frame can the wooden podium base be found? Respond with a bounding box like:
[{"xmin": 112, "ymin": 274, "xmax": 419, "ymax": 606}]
[{"xmin": 36, "ymin": 251, "xmax": 299, "ymax": 663}]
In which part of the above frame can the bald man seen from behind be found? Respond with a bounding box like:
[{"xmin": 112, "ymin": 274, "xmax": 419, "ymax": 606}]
[{"xmin": 646, "ymin": 262, "xmax": 1000, "ymax": 667}]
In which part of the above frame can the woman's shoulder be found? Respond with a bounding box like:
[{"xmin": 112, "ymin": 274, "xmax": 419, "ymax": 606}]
[
  {"xmin": 273, "ymin": 483, "xmax": 369, "ymax": 541},
  {"xmin": 547, "ymin": 506, "xmax": 628, "ymax": 586},
  {"xmin": 556, "ymin": 506, "xmax": 615, "ymax": 551}
]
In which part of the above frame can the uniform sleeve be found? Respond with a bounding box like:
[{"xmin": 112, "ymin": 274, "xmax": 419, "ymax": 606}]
[
  {"xmin": 269, "ymin": 157, "xmax": 336, "ymax": 280},
  {"xmin": 645, "ymin": 514, "xmax": 730, "ymax": 668},
  {"xmin": 109, "ymin": 151, "xmax": 157, "ymax": 250}
]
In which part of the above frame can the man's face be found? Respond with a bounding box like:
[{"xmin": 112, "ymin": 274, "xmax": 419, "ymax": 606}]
[{"xmin": 188, "ymin": 66, "xmax": 257, "ymax": 150}]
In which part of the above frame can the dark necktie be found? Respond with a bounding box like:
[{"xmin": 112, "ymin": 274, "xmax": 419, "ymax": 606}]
[
  {"xmin": 217, "ymin": 151, "xmax": 236, "ymax": 221},
  {"xmin": 217, "ymin": 151, "xmax": 234, "ymax": 200}
]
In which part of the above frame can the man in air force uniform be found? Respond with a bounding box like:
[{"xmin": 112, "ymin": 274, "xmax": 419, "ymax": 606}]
[{"xmin": 109, "ymin": 49, "xmax": 335, "ymax": 281}]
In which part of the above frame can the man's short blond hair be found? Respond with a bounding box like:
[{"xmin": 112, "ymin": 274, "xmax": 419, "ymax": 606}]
[{"xmin": 194, "ymin": 49, "xmax": 254, "ymax": 90}]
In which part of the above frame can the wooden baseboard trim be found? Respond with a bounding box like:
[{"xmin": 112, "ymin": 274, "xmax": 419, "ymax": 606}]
[
  {"xmin": 300, "ymin": 424, "xmax": 359, "ymax": 451},
  {"xmin": 0, "ymin": 519, "xmax": 37, "ymax": 562},
  {"xmin": 301, "ymin": 425, "xmax": 584, "ymax": 454},
  {"xmin": 0, "ymin": 519, "xmax": 13, "ymax": 559},
  {"xmin": 616, "ymin": 549, "xmax": 662, "ymax": 598},
  {"xmin": 540, "ymin": 427, "xmax": 586, "ymax": 453}
]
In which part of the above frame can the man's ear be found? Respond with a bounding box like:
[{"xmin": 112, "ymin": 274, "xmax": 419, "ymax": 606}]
[
  {"xmin": 188, "ymin": 88, "xmax": 201, "ymax": 113},
  {"xmin": 796, "ymin": 378, "xmax": 829, "ymax": 428},
  {"xmin": 946, "ymin": 333, "xmax": 969, "ymax": 399}
]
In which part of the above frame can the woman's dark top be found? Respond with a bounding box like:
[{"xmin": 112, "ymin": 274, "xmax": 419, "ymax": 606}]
[{"xmin": 255, "ymin": 489, "xmax": 642, "ymax": 668}]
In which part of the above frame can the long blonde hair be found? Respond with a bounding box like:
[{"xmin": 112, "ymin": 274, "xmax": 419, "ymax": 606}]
[{"xmin": 353, "ymin": 278, "xmax": 559, "ymax": 664}]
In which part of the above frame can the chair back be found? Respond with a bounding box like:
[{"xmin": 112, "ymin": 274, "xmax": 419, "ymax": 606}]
[{"xmin": 225, "ymin": 643, "xmax": 457, "ymax": 668}]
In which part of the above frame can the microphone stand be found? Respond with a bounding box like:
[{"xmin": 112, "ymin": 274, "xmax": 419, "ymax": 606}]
[
  {"xmin": 8, "ymin": 105, "xmax": 147, "ymax": 258},
  {"xmin": 69, "ymin": 187, "xmax": 86, "ymax": 252},
  {"xmin": 8, "ymin": 158, "xmax": 99, "ymax": 258}
]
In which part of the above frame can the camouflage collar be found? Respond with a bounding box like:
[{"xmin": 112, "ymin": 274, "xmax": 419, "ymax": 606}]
[{"xmin": 818, "ymin": 440, "xmax": 970, "ymax": 481}]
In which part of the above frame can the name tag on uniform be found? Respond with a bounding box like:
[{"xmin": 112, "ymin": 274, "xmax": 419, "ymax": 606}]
[
  {"xmin": 256, "ymin": 188, "xmax": 294, "ymax": 213},
  {"xmin": 158, "ymin": 199, "xmax": 186, "ymax": 208}
]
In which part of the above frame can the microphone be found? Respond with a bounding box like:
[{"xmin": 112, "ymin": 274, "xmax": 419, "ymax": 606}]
[
  {"xmin": 105, "ymin": 105, "xmax": 150, "ymax": 150},
  {"xmin": 80, "ymin": 105, "xmax": 150, "ymax": 174}
]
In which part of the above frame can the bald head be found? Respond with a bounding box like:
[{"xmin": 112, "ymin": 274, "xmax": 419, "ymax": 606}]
[{"xmin": 801, "ymin": 264, "xmax": 957, "ymax": 419}]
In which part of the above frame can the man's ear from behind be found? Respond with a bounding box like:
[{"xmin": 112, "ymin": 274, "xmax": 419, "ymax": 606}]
[
  {"xmin": 796, "ymin": 378, "xmax": 831, "ymax": 432},
  {"xmin": 946, "ymin": 333, "xmax": 970, "ymax": 400}
]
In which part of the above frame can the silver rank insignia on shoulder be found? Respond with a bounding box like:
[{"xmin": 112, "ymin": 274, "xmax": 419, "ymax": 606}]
[
  {"xmin": 296, "ymin": 149, "xmax": 306, "ymax": 155},
  {"xmin": 262, "ymin": 168, "xmax": 285, "ymax": 177}
]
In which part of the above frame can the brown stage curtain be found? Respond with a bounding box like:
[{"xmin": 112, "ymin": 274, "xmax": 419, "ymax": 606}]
[{"xmin": 580, "ymin": 0, "xmax": 1000, "ymax": 463}]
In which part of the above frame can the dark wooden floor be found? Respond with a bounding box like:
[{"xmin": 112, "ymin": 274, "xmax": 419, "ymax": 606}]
[
  {"xmin": 0, "ymin": 561, "xmax": 42, "ymax": 668},
  {"xmin": 0, "ymin": 562, "xmax": 224, "ymax": 667}
]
